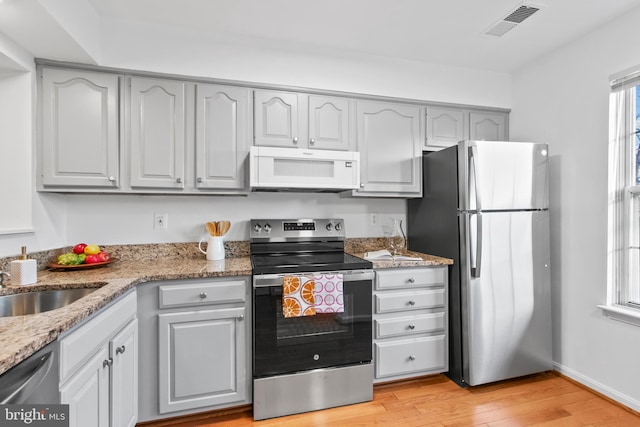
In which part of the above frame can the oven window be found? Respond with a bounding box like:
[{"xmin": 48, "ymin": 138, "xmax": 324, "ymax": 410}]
[
  {"xmin": 275, "ymin": 296, "xmax": 352, "ymax": 341},
  {"xmin": 253, "ymin": 278, "xmax": 372, "ymax": 378}
]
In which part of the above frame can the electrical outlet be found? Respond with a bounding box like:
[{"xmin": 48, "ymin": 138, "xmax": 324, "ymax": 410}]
[
  {"xmin": 154, "ymin": 213, "xmax": 168, "ymax": 230},
  {"xmin": 370, "ymin": 213, "xmax": 378, "ymax": 225}
]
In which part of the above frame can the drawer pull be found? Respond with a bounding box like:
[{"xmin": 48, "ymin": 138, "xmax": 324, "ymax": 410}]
[
  {"xmin": 409, "ymin": 355, "xmax": 416, "ymax": 361},
  {"xmin": 103, "ymin": 358, "xmax": 113, "ymax": 368},
  {"xmin": 408, "ymin": 324, "xmax": 416, "ymax": 330},
  {"xmin": 408, "ymin": 300, "xmax": 416, "ymax": 306},
  {"xmin": 237, "ymin": 314, "xmax": 244, "ymax": 321},
  {"xmin": 408, "ymin": 278, "xmax": 415, "ymax": 283},
  {"xmin": 116, "ymin": 345, "xmax": 126, "ymax": 355},
  {"xmin": 199, "ymin": 292, "xmax": 207, "ymax": 299}
]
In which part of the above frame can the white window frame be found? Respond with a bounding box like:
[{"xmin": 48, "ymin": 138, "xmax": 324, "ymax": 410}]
[{"xmin": 601, "ymin": 66, "xmax": 640, "ymax": 326}]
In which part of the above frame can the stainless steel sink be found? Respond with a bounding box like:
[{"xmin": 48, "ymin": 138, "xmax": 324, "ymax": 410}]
[{"xmin": 0, "ymin": 288, "xmax": 101, "ymax": 317}]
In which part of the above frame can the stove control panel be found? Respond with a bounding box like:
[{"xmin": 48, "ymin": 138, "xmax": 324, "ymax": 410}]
[{"xmin": 250, "ymin": 218, "xmax": 345, "ymax": 241}]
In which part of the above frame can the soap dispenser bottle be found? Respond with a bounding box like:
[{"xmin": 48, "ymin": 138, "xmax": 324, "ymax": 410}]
[{"xmin": 10, "ymin": 246, "xmax": 37, "ymax": 285}]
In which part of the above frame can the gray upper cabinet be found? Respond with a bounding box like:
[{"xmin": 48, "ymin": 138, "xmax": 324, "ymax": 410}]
[
  {"xmin": 253, "ymin": 90, "xmax": 300, "ymax": 148},
  {"xmin": 195, "ymin": 84, "xmax": 250, "ymax": 190},
  {"xmin": 253, "ymin": 89, "xmax": 352, "ymax": 150},
  {"xmin": 307, "ymin": 95, "xmax": 351, "ymax": 150},
  {"xmin": 354, "ymin": 100, "xmax": 422, "ymax": 197},
  {"xmin": 469, "ymin": 111, "xmax": 507, "ymax": 141},
  {"xmin": 40, "ymin": 67, "xmax": 119, "ymax": 188},
  {"xmin": 128, "ymin": 77, "xmax": 186, "ymax": 189},
  {"xmin": 425, "ymin": 107, "xmax": 466, "ymax": 150}
]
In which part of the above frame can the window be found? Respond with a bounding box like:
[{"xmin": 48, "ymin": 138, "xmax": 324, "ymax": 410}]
[{"xmin": 605, "ymin": 68, "xmax": 640, "ymax": 323}]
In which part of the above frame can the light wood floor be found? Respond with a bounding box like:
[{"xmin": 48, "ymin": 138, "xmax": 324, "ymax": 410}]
[{"xmin": 139, "ymin": 372, "xmax": 640, "ymax": 426}]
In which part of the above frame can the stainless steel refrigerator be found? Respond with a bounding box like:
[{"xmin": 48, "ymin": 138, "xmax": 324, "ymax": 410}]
[{"xmin": 408, "ymin": 140, "xmax": 552, "ymax": 386}]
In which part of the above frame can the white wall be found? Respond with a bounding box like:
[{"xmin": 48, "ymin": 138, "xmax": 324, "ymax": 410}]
[
  {"xmin": 0, "ymin": 31, "xmax": 67, "ymax": 258},
  {"xmin": 510, "ymin": 5, "xmax": 640, "ymax": 411}
]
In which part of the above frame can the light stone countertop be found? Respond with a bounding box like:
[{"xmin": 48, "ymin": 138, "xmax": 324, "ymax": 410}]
[{"xmin": 0, "ymin": 246, "xmax": 452, "ymax": 376}]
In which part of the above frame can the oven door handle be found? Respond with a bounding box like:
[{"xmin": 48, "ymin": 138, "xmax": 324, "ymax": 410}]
[{"xmin": 253, "ymin": 270, "xmax": 374, "ymax": 287}]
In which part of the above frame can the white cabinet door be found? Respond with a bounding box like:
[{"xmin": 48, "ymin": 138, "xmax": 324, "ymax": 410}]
[
  {"xmin": 355, "ymin": 100, "xmax": 422, "ymax": 196},
  {"xmin": 129, "ymin": 77, "xmax": 186, "ymax": 188},
  {"xmin": 60, "ymin": 346, "xmax": 110, "ymax": 427},
  {"xmin": 110, "ymin": 319, "xmax": 138, "ymax": 427},
  {"xmin": 253, "ymin": 90, "xmax": 300, "ymax": 147},
  {"xmin": 195, "ymin": 84, "xmax": 250, "ymax": 190},
  {"xmin": 425, "ymin": 107, "xmax": 467, "ymax": 149},
  {"xmin": 469, "ymin": 111, "xmax": 507, "ymax": 141},
  {"xmin": 158, "ymin": 307, "xmax": 246, "ymax": 414},
  {"xmin": 308, "ymin": 95, "xmax": 351, "ymax": 151},
  {"xmin": 41, "ymin": 68, "xmax": 119, "ymax": 188}
]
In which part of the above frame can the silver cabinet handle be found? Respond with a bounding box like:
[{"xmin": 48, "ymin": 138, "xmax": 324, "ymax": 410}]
[
  {"xmin": 197, "ymin": 177, "xmax": 203, "ymax": 183},
  {"xmin": 408, "ymin": 278, "xmax": 415, "ymax": 284},
  {"xmin": 199, "ymin": 292, "xmax": 207, "ymax": 299},
  {"xmin": 408, "ymin": 324, "xmax": 416, "ymax": 330},
  {"xmin": 408, "ymin": 300, "xmax": 416, "ymax": 306},
  {"xmin": 237, "ymin": 314, "xmax": 244, "ymax": 321},
  {"xmin": 292, "ymin": 137, "xmax": 298, "ymax": 144},
  {"xmin": 116, "ymin": 345, "xmax": 126, "ymax": 355},
  {"xmin": 108, "ymin": 176, "xmax": 116, "ymax": 182},
  {"xmin": 176, "ymin": 177, "xmax": 183, "ymax": 184},
  {"xmin": 409, "ymin": 355, "xmax": 416, "ymax": 361},
  {"xmin": 360, "ymin": 183, "xmax": 365, "ymax": 188},
  {"xmin": 103, "ymin": 358, "xmax": 113, "ymax": 368},
  {"xmin": 310, "ymin": 138, "xmax": 315, "ymax": 145}
]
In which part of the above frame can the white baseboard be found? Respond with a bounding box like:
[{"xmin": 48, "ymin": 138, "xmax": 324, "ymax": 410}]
[{"xmin": 553, "ymin": 362, "xmax": 640, "ymax": 413}]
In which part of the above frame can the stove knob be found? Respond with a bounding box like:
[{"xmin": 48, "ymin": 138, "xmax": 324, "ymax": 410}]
[
  {"xmin": 253, "ymin": 223, "xmax": 262, "ymax": 233},
  {"xmin": 326, "ymin": 223, "xmax": 333, "ymax": 231},
  {"xmin": 335, "ymin": 222, "xmax": 343, "ymax": 231},
  {"xmin": 264, "ymin": 223, "xmax": 272, "ymax": 233}
]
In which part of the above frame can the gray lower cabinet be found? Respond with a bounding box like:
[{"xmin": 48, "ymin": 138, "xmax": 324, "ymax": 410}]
[
  {"xmin": 137, "ymin": 277, "xmax": 251, "ymax": 423},
  {"xmin": 373, "ymin": 267, "xmax": 448, "ymax": 382},
  {"xmin": 353, "ymin": 100, "xmax": 423, "ymax": 197},
  {"xmin": 59, "ymin": 290, "xmax": 138, "ymax": 427}
]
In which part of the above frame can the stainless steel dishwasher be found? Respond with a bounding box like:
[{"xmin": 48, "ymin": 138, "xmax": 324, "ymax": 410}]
[{"xmin": 0, "ymin": 340, "xmax": 60, "ymax": 404}]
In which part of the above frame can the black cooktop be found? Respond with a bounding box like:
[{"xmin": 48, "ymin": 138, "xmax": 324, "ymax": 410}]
[{"xmin": 250, "ymin": 252, "xmax": 372, "ymax": 275}]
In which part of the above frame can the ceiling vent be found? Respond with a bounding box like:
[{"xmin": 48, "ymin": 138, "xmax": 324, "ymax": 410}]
[{"xmin": 485, "ymin": 4, "xmax": 541, "ymax": 37}]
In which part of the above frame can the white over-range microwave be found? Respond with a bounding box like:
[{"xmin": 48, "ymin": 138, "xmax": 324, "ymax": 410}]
[{"xmin": 249, "ymin": 146, "xmax": 360, "ymax": 191}]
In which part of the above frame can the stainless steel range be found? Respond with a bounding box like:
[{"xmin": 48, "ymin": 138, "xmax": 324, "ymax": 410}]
[{"xmin": 250, "ymin": 218, "xmax": 374, "ymax": 420}]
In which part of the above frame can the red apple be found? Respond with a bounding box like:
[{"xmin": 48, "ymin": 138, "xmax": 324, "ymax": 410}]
[
  {"xmin": 97, "ymin": 251, "xmax": 110, "ymax": 262},
  {"xmin": 84, "ymin": 254, "xmax": 101, "ymax": 264},
  {"xmin": 73, "ymin": 243, "xmax": 87, "ymax": 254}
]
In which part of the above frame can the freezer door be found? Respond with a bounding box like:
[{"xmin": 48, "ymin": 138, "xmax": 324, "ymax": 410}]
[
  {"xmin": 459, "ymin": 210, "xmax": 552, "ymax": 386},
  {"xmin": 458, "ymin": 140, "xmax": 549, "ymax": 211}
]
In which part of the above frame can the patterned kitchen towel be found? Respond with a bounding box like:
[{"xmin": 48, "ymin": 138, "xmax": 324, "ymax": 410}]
[
  {"xmin": 282, "ymin": 275, "xmax": 316, "ymax": 318},
  {"xmin": 313, "ymin": 273, "xmax": 344, "ymax": 313}
]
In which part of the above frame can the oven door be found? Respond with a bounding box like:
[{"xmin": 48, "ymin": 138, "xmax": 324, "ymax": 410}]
[{"xmin": 253, "ymin": 270, "xmax": 373, "ymax": 378}]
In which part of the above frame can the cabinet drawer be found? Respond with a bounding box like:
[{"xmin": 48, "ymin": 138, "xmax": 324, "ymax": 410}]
[
  {"xmin": 375, "ymin": 312, "xmax": 445, "ymax": 339},
  {"xmin": 159, "ymin": 280, "xmax": 245, "ymax": 308},
  {"xmin": 375, "ymin": 289, "xmax": 445, "ymax": 313},
  {"xmin": 376, "ymin": 267, "xmax": 445, "ymax": 290},
  {"xmin": 375, "ymin": 335, "xmax": 446, "ymax": 378},
  {"xmin": 60, "ymin": 290, "xmax": 137, "ymax": 384}
]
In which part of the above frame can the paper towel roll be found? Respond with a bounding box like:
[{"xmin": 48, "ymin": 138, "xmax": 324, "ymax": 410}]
[{"xmin": 10, "ymin": 259, "xmax": 37, "ymax": 285}]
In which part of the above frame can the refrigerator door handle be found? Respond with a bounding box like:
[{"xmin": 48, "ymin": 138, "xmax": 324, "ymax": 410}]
[
  {"xmin": 469, "ymin": 145, "xmax": 482, "ymax": 211},
  {"xmin": 470, "ymin": 213, "xmax": 482, "ymax": 278}
]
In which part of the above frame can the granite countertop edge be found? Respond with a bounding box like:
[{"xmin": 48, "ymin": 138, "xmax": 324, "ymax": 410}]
[{"xmin": 0, "ymin": 250, "xmax": 452, "ymax": 375}]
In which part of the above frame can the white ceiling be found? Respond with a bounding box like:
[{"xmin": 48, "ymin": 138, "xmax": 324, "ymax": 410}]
[
  {"xmin": 2, "ymin": 0, "xmax": 640, "ymax": 73},
  {"xmin": 85, "ymin": 0, "xmax": 640, "ymax": 73}
]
